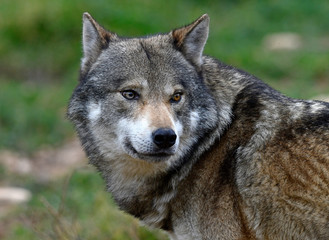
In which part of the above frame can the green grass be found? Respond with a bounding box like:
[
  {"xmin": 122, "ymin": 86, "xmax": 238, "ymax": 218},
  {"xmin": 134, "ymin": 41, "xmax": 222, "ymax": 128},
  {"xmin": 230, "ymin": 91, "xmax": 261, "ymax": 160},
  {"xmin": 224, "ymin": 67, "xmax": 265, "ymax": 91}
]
[
  {"xmin": 0, "ymin": 0, "xmax": 329, "ymax": 239},
  {"xmin": 3, "ymin": 168, "xmax": 167, "ymax": 240},
  {"xmin": 0, "ymin": 78, "xmax": 75, "ymax": 153}
]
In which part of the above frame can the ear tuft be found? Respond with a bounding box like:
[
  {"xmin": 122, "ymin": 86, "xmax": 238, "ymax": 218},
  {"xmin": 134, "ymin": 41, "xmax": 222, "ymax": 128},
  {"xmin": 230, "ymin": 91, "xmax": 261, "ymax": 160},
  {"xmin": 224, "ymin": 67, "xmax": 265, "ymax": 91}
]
[
  {"xmin": 81, "ymin": 12, "xmax": 116, "ymax": 74},
  {"xmin": 172, "ymin": 14, "xmax": 209, "ymax": 67}
]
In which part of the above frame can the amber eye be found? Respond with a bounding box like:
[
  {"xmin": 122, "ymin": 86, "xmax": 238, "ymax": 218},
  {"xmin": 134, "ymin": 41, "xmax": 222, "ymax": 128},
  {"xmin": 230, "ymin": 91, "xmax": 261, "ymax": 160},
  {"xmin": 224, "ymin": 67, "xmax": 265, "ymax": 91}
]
[
  {"xmin": 121, "ymin": 90, "xmax": 139, "ymax": 100},
  {"xmin": 170, "ymin": 92, "xmax": 183, "ymax": 103}
]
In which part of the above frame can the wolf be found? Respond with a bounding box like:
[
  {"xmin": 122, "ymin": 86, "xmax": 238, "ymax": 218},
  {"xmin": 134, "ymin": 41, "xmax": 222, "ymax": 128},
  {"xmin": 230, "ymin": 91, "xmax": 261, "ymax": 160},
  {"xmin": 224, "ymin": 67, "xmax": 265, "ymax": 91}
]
[{"xmin": 68, "ymin": 13, "xmax": 329, "ymax": 239}]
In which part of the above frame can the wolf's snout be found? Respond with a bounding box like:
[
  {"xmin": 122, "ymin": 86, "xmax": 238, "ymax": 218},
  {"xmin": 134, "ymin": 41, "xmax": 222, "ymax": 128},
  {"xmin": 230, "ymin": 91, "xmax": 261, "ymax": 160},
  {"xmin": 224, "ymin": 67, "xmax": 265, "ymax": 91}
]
[{"xmin": 152, "ymin": 128, "xmax": 177, "ymax": 149}]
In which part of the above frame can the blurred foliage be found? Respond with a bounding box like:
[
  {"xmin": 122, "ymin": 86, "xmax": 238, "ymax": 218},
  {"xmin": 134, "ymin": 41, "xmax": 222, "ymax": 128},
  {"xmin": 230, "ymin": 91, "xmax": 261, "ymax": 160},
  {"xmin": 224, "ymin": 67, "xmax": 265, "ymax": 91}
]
[
  {"xmin": 4, "ymin": 168, "xmax": 167, "ymax": 239},
  {"xmin": 0, "ymin": 79, "xmax": 74, "ymax": 152}
]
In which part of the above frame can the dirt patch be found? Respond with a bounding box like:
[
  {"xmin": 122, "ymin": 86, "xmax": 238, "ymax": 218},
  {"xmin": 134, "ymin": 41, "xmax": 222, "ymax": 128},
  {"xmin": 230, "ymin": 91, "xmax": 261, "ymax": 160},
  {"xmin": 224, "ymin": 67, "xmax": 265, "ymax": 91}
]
[
  {"xmin": 0, "ymin": 138, "xmax": 87, "ymax": 218},
  {"xmin": 0, "ymin": 139, "xmax": 87, "ymax": 183}
]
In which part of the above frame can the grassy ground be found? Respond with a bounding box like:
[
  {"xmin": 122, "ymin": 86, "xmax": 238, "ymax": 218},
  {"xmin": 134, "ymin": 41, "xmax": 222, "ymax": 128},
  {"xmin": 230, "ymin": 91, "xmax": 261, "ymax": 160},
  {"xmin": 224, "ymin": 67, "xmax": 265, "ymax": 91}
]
[
  {"xmin": 1, "ymin": 166, "xmax": 167, "ymax": 240},
  {"xmin": 0, "ymin": 0, "xmax": 329, "ymax": 239}
]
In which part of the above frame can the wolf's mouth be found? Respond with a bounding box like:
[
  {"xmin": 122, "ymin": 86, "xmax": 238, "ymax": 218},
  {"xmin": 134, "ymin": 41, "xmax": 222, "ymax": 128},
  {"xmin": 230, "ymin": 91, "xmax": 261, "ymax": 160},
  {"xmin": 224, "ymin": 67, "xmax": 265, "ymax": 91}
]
[{"xmin": 125, "ymin": 142, "xmax": 174, "ymax": 162}]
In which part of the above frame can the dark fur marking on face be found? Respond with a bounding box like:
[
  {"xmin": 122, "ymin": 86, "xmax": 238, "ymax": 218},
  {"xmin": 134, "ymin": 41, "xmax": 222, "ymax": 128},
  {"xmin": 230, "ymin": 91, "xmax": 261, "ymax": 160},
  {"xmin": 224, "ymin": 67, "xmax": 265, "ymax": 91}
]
[{"xmin": 140, "ymin": 41, "xmax": 152, "ymax": 63}]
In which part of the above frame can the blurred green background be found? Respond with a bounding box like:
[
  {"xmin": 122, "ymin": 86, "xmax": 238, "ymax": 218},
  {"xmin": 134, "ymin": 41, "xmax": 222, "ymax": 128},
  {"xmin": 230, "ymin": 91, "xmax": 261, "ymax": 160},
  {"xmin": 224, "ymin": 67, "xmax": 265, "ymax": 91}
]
[{"xmin": 0, "ymin": 0, "xmax": 328, "ymax": 239}]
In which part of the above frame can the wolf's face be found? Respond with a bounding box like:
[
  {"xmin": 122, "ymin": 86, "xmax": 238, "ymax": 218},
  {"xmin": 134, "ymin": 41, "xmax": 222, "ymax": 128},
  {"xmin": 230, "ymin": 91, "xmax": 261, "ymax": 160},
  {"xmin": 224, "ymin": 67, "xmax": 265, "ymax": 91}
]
[
  {"xmin": 68, "ymin": 14, "xmax": 219, "ymax": 169},
  {"xmin": 87, "ymin": 38, "xmax": 200, "ymax": 162}
]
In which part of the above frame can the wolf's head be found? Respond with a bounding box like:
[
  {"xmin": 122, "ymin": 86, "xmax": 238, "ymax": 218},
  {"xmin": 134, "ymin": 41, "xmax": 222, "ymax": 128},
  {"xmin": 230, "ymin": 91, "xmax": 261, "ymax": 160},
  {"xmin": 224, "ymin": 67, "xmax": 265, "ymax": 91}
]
[{"xmin": 68, "ymin": 13, "xmax": 223, "ymax": 172}]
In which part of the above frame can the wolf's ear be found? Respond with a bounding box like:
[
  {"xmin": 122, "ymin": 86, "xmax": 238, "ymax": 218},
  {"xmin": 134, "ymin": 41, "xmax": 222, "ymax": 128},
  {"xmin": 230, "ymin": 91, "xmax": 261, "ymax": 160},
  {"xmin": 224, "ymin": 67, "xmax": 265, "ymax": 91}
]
[
  {"xmin": 81, "ymin": 12, "xmax": 116, "ymax": 74},
  {"xmin": 172, "ymin": 14, "xmax": 209, "ymax": 67}
]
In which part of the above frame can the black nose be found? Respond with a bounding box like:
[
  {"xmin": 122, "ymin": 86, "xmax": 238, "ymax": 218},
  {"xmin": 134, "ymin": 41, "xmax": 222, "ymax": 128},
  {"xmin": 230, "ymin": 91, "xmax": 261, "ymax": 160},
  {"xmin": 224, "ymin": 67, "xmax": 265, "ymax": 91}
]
[{"xmin": 152, "ymin": 128, "xmax": 177, "ymax": 149}]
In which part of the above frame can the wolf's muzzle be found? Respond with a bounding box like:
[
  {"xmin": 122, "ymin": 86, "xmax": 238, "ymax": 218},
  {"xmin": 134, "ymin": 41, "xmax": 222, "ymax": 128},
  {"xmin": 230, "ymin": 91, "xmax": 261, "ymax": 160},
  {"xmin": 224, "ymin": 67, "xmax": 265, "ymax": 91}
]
[{"xmin": 152, "ymin": 128, "xmax": 177, "ymax": 149}]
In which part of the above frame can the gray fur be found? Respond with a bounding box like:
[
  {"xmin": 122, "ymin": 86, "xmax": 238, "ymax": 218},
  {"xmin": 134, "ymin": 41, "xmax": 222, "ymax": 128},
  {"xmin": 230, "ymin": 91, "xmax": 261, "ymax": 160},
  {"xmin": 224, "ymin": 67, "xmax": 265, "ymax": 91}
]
[{"xmin": 68, "ymin": 13, "xmax": 329, "ymax": 239}]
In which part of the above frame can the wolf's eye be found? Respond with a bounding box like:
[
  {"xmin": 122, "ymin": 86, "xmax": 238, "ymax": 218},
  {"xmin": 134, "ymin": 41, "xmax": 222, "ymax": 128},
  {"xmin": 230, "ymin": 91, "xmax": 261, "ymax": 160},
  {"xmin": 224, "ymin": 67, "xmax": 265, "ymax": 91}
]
[
  {"xmin": 121, "ymin": 90, "xmax": 139, "ymax": 100},
  {"xmin": 170, "ymin": 92, "xmax": 183, "ymax": 103}
]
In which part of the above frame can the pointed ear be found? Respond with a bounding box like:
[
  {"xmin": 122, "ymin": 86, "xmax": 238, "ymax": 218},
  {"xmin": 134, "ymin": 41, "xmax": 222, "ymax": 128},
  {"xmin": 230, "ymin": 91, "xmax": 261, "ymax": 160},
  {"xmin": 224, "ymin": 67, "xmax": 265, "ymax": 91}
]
[
  {"xmin": 172, "ymin": 14, "xmax": 209, "ymax": 67},
  {"xmin": 81, "ymin": 12, "xmax": 117, "ymax": 74}
]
